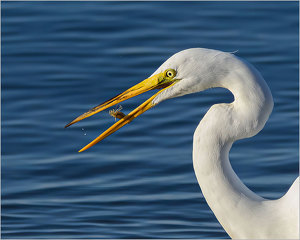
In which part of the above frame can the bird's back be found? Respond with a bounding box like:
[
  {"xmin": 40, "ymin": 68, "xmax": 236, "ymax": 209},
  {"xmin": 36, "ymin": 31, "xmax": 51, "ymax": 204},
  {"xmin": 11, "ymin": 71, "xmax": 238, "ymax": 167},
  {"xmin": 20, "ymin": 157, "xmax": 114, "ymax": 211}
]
[
  {"xmin": 264, "ymin": 177, "xmax": 299, "ymax": 239},
  {"xmin": 279, "ymin": 177, "xmax": 299, "ymax": 236}
]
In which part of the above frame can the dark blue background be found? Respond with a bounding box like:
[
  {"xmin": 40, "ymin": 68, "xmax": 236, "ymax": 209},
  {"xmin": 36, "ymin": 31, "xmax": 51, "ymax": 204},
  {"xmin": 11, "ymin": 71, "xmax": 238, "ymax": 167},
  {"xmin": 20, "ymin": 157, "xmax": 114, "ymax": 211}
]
[{"xmin": 2, "ymin": 2, "xmax": 298, "ymax": 238}]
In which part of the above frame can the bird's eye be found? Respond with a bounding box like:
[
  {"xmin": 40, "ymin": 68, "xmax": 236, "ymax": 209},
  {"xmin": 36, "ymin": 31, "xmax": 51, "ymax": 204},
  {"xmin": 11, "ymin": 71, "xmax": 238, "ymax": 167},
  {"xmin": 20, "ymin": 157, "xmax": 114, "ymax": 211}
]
[{"xmin": 165, "ymin": 69, "xmax": 176, "ymax": 79}]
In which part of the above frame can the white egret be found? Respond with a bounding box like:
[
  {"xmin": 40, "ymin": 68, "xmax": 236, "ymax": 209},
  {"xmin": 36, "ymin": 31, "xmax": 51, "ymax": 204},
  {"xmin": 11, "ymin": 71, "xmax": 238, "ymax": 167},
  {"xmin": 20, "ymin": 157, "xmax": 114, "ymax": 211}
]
[{"xmin": 65, "ymin": 48, "xmax": 299, "ymax": 239}]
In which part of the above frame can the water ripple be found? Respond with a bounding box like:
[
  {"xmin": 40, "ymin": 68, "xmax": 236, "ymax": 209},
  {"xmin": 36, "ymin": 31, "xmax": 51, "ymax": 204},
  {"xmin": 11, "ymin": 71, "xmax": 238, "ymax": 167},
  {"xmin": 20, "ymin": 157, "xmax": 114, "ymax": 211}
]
[{"xmin": 2, "ymin": 1, "xmax": 298, "ymax": 238}]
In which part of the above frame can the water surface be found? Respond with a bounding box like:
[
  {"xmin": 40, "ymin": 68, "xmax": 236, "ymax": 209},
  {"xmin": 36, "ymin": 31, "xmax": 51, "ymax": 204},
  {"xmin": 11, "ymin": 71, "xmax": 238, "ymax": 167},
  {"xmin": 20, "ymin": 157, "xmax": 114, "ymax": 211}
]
[{"xmin": 2, "ymin": 2, "xmax": 299, "ymax": 238}]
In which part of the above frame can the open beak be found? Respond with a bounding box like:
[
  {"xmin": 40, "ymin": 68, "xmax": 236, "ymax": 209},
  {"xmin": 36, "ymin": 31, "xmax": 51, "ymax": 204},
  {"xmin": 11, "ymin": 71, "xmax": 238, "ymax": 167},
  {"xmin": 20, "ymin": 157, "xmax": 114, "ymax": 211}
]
[{"xmin": 65, "ymin": 72, "xmax": 177, "ymax": 152}]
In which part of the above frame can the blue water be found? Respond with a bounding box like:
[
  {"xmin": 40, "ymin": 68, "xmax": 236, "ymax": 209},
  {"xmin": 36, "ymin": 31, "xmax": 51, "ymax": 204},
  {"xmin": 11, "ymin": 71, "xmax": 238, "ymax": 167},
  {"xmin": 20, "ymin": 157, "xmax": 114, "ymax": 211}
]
[{"xmin": 2, "ymin": 2, "xmax": 299, "ymax": 238}]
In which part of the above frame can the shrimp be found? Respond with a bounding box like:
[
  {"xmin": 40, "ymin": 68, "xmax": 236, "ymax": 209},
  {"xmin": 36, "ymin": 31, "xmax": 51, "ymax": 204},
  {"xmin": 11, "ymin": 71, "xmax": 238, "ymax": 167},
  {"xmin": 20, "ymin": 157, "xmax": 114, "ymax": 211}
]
[{"xmin": 109, "ymin": 105, "xmax": 126, "ymax": 121}]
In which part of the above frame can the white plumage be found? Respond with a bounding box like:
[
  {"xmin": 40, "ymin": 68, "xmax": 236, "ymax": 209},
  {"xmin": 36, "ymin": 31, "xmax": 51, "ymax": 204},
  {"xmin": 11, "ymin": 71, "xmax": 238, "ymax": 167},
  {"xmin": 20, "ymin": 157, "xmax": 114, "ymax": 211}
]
[
  {"xmin": 152, "ymin": 48, "xmax": 299, "ymax": 239},
  {"xmin": 67, "ymin": 48, "xmax": 299, "ymax": 239}
]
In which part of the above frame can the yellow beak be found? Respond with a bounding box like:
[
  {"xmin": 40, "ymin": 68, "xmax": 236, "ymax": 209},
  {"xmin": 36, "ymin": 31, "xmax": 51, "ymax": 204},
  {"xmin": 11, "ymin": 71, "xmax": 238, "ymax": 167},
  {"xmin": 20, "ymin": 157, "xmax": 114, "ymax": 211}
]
[{"xmin": 65, "ymin": 71, "xmax": 177, "ymax": 152}]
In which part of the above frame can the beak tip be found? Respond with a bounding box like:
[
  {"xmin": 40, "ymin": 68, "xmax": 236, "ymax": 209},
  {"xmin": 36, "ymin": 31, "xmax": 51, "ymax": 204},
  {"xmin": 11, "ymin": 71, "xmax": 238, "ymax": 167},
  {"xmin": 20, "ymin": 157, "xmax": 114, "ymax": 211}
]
[
  {"xmin": 78, "ymin": 145, "xmax": 89, "ymax": 152},
  {"xmin": 64, "ymin": 122, "xmax": 73, "ymax": 128}
]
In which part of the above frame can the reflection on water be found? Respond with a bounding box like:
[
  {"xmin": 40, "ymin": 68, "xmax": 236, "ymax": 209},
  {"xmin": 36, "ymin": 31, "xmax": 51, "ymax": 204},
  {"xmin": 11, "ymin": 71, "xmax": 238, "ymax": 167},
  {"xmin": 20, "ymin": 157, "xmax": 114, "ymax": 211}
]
[{"xmin": 2, "ymin": 1, "xmax": 298, "ymax": 238}]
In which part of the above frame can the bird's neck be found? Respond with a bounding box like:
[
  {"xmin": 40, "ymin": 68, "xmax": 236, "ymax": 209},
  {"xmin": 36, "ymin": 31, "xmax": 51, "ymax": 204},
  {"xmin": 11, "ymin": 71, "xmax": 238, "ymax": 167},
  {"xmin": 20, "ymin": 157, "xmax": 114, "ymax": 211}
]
[{"xmin": 193, "ymin": 61, "xmax": 273, "ymax": 238}]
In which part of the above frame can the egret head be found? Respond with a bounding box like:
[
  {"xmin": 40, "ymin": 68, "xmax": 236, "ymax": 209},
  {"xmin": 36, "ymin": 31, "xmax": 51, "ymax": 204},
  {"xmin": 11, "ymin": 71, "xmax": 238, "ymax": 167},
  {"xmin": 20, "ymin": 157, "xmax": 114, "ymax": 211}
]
[
  {"xmin": 65, "ymin": 48, "xmax": 228, "ymax": 151},
  {"xmin": 152, "ymin": 48, "xmax": 217, "ymax": 103}
]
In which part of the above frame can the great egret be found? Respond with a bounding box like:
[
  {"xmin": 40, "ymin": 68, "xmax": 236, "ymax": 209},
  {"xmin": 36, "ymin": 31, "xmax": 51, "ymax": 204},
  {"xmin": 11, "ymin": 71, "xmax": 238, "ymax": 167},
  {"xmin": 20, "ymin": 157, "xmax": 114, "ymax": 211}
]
[{"xmin": 65, "ymin": 48, "xmax": 299, "ymax": 239}]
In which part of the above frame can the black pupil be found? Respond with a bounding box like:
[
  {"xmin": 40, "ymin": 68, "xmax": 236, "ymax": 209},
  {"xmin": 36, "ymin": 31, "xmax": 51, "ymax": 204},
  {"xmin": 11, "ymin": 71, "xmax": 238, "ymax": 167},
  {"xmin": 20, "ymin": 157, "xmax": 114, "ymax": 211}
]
[{"xmin": 168, "ymin": 72, "xmax": 172, "ymax": 77}]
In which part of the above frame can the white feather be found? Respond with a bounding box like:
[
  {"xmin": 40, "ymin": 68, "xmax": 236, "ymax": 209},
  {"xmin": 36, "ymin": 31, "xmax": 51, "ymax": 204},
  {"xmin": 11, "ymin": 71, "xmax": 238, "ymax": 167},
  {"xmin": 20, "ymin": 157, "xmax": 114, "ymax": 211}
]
[{"xmin": 152, "ymin": 48, "xmax": 299, "ymax": 239}]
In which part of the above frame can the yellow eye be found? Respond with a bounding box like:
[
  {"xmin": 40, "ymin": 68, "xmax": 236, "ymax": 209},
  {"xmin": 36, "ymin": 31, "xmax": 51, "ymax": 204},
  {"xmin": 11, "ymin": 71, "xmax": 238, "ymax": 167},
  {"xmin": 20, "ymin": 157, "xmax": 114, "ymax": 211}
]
[{"xmin": 165, "ymin": 69, "xmax": 176, "ymax": 79}]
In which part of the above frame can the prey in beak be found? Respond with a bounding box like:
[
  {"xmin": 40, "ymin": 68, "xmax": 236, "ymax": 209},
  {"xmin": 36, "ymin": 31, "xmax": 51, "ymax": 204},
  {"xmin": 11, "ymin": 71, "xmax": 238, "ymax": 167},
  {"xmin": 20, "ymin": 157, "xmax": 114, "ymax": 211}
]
[{"xmin": 65, "ymin": 68, "xmax": 178, "ymax": 152}]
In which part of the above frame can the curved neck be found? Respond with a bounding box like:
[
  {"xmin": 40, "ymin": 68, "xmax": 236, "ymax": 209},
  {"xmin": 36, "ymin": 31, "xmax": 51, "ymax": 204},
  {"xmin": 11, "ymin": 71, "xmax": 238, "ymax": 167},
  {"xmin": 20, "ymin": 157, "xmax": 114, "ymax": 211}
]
[{"xmin": 193, "ymin": 62, "xmax": 273, "ymax": 238}]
